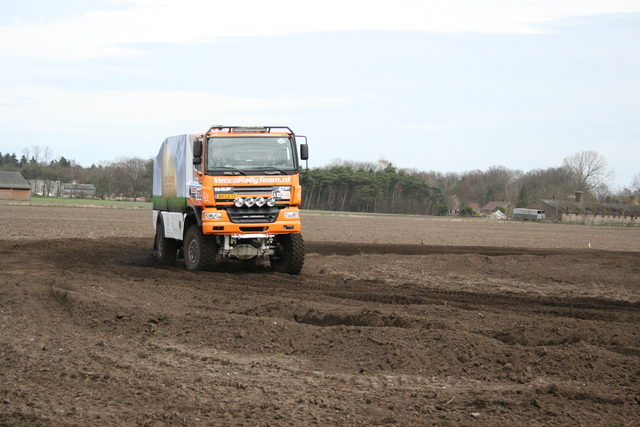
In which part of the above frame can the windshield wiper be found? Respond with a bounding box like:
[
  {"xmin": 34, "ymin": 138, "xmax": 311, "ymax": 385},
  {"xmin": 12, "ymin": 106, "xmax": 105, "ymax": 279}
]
[
  {"xmin": 261, "ymin": 167, "xmax": 288, "ymax": 175},
  {"xmin": 207, "ymin": 167, "xmax": 247, "ymax": 175}
]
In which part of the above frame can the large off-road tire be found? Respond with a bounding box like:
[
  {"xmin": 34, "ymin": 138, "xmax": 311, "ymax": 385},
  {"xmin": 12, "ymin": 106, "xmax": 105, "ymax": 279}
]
[
  {"xmin": 155, "ymin": 220, "xmax": 179, "ymax": 264},
  {"xmin": 270, "ymin": 234, "xmax": 305, "ymax": 275},
  {"xmin": 183, "ymin": 225, "xmax": 218, "ymax": 271}
]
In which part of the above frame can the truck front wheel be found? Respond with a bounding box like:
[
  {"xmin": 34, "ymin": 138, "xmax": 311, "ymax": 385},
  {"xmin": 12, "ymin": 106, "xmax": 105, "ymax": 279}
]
[
  {"xmin": 270, "ymin": 234, "xmax": 305, "ymax": 275},
  {"xmin": 184, "ymin": 226, "xmax": 218, "ymax": 271}
]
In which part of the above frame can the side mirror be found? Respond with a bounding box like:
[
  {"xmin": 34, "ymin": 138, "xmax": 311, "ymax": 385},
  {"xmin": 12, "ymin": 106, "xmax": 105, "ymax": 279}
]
[
  {"xmin": 193, "ymin": 140, "xmax": 202, "ymax": 164},
  {"xmin": 300, "ymin": 144, "xmax": 309, "ymax": 160}
]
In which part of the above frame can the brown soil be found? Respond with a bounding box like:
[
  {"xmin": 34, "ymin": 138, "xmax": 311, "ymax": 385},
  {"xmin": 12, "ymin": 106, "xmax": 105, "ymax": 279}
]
[{"xmin": 1, "ymin": 204, "xmax": 639, "ymax": 426}]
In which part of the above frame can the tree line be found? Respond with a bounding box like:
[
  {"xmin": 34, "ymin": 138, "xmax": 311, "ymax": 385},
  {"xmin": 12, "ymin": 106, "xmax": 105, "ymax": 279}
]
[
  {"xmin": 2, "ymin": 147, "xmax": 639, "ymax": 214},
  {"xmin": 299, "ymin": 160, "xmax": 447, "ymax": 215},
  {"xmin": 426, "ymin": 150, "xmax": 639, "ymax": 209},
  {"xmin": 299, "ymin": 152, "xmax": 639, "ymax": 215},
  {"xmin": 0, "ymin": 147, "xmax": 152, "ymax": 201}
]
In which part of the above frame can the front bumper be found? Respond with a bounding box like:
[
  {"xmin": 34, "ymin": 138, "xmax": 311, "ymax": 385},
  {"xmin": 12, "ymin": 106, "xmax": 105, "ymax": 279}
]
[{"xmin": 201, "ymin": 207, "xmax": 301, "ymax": 235}]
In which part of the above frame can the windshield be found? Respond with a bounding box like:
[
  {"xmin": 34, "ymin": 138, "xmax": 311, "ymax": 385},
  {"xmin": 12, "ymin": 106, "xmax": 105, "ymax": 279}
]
[{"xmin": 206, "ymin": 136, "xmax": 296, "ymax": 173}]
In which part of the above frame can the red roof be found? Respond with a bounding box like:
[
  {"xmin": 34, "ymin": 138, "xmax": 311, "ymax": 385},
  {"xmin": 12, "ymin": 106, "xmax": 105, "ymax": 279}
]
[{"xmin": 481, "ymin": 201, "xmax": 507, "ymax": 211}]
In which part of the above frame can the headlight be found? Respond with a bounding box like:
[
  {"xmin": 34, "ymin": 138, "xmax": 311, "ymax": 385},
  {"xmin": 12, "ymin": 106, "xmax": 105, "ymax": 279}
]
[
  {"xmin": 203, "ymin": 212, "xmax": 223, "ymax": 220},
  {"xmin": 283, "ymin": 211, "xmax": 299, "ymax": 219},
  {"xmin": 232, "ymin": 196, "xmax": 276, "ymax": 207}
]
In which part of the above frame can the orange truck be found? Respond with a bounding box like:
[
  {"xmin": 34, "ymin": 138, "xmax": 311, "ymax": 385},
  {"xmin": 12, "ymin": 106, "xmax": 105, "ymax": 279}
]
[{"xmin": 152, "ymin": 126, "xmax": 309, "ymax": 274}]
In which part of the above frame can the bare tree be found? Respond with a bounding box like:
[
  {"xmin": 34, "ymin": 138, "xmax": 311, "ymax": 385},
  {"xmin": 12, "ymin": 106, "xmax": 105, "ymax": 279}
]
[
  {"xmin": 85, "ymin": 161, "xmax": 115, "ymax": 199},
  {"xmin": 116, "ymin": 157, "xmax": 151, "ymax": 201},
  {"xmin": 591, "ymin": 183, "xmax": 612, "ymax": 203},
  {"xmin": 21, "ymin": 145, "xmax": 56, "ymax": 195},
  {"xmin": 562, "ymin": 150, "xmax": 615, "ymax": 192},
  {"xmin": 484, "ymin": 165, "xmax": 520, "ymax": 204},
  {"xmin": 631, "ymin": 173, "xmax": 640, "ymax": 195},
  {"xmin": 515, "ymin": 166, "xmax": 574, "ymax": 205},
  {"xmin": 67, "ymin": 160, "xmax": 83, "ymax": 183}
]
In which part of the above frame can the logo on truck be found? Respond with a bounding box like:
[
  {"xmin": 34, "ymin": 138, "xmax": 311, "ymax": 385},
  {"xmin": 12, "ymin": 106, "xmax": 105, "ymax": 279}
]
[
  {"xmin": 161, "ymin": 144, "xmax": 177, "ymax": 197},
  {"xmin": 213, "ymin": 176, "xmax": 292, "ymax": 185}
]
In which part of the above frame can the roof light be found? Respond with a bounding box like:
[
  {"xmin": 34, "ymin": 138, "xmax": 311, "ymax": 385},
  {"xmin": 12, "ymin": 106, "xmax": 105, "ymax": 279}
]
[{"xmin": 232, "ymin": 127, "xmax": 268, "ymax": 133}]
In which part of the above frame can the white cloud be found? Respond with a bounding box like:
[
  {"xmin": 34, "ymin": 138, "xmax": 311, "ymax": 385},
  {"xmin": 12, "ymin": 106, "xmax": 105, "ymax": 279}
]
[
  {"xmin": 0, "ymin": 81, "xmax": 363, "ymax": 164},
  {"xmin": 1, "ymin": 0, "xmax": 639, "ymax": 61},
  {"xmin": 0, "ymin": 83, "xmax": 361, "ymax": 128}
]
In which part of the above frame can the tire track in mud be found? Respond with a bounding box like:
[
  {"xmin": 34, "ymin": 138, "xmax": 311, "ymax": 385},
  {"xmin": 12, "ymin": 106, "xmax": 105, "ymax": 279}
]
[
  {"xmin": 319, "ymin": 284, "xmax": 640, "ymax": 321},
  {"xmin": 6, "ymin": 237, "xmax": 640, "ymax": 352},
  {"xmin": 7, "ymin": 237, "xmax": 639, "ymax": 325},
  {"xmin": 204, "ymin": 264, "xmax": 640, "ymax": 327},
  {"xmin": 306, "ymin": 241, "xmax": 611, "ymax": 257},
  {"xmin": 251, "ymin": 277, "xmax": 640, "ymax": 350}
]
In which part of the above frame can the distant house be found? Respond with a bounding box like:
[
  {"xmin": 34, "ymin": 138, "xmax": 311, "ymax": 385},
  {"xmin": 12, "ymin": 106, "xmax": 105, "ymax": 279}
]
[
  {"xmin": 481, "ymin": 201, "xmax": 513, "ymax": 217},
  {"xmin": 62, "ymin": 182, "xmax": 96, "ymax": 199},
  {"xmin": 446, "ymin": 195, "xmax": 462, "ymax": 215},
  {"xmin": 527, "ymin": 194, "xmax": 640, "ymax": 225},
  {"xmin": 0, "ymin": 171, "xmax": 32, "ymax": 201}
]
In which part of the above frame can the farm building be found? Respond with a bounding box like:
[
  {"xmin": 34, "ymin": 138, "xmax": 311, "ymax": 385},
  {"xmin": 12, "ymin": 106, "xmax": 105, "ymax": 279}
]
[
  {"xmin": 29, "ymin": 179, "xmax": 61, "ymax": 197},
  {"xmin": 27, "ymin": 179, "xmax": 96, "ymax": 198},
  {"xmin": 0, "ymin": 171, "xmax": 32, "ymax": 201},
  {"xmin": 62, "ymin": 182, "xmax": 96, "ymax": 198},
  {"xmin": 526, "ymin": 193, "xmax": 640, "ymax": 225}
]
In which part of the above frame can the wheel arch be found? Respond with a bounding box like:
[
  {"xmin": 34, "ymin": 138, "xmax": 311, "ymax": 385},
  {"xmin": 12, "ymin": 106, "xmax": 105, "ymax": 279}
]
[{"xmin": 184, "ymin": 205, "xmax": 202, "ymax": 239}]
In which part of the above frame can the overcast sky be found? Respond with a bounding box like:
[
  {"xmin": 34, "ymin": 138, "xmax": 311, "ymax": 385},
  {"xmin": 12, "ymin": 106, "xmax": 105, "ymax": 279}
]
[{"xmin": 1, "ymin": 0, "xmax": 638, "ymax": 188}]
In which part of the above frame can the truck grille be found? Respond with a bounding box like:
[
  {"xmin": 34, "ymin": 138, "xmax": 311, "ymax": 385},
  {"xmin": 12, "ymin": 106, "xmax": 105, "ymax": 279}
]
[
  {"xmin": 226, "ymin": 206, "xmax": 281, "ymax": 223},
  {"xmin": 233, "ymin": 186, "xmax": 274, "ymax": 195}
]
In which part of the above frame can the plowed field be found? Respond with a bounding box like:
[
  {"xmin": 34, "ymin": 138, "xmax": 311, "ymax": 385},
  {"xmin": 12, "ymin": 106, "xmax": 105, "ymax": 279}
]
[{"xmin": 1, "ymin": 204, "xmax": 639, "ymax": 426}]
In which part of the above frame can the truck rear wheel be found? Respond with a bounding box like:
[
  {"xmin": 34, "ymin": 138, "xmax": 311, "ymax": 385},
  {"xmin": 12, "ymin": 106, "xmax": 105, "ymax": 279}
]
[
  {"xmin": 156, "ymin": 220, "xmax": 179, "ymax": 264},
  {"xmin": 184, "ymin": 226, "xmax": 218, "ymax": 271},
  {"xmin": 270, "ymin": 234, "xmax": 305, "ymax": 275}
]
